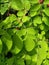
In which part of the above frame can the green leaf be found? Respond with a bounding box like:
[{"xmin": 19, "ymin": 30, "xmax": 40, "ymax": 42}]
[
  {"xmin": 15, "ymin": 59, "xmax": 25, "ymax": 65},
  {"xmin": 11, "ymin": 33, "xmax": 23, "ymax": 54},
  {"xmin": 3, "ymin": 14, "xmax": 16, "ymax": 24},
  {"xmin": 2, "ymin": 14, "xmax": 16, "ymax": 29},
  {"xmin": 7, "ymin": 29, "xmax": 17, "ymax": 36},
  {"xmin": 37, "ymin": 40, "xmax": 48, "ymax": 65},
  {"xmin": 33, "ymin": 16, "xmax": 42, "ymax": 26},
  {"xmin": 31, "ymin": 54, "xmax": 37, "ymax": 63},
  {"xmin": 30, "ymin": 4, "xmax": 41, "ymax": 11},
  {"xmin": 42, "ymin": 16, "xmax": 49, "ymax": 26},
  {"xmin": 0, "ymin": 29, "xmax": 6, "ymax": 35},
  {"xmin": 17, "ymin": 11, "xmax": 24, "ymax": 17},
  {"xmin": 0, "ymin": 3, "xmax": 9, "ymax": 15},
  {"xmin": 42, "ymin": 59, "xmax": 49, "ymax": 65},
  {"xmin": 1, "ymin": 32, "xmax": 12, "ymax": 51},
  {"xmin": 43, "ymin": 8, "xmax": 49, "ymax": 16},
  {"xmin": 44, "ymin": 0, "xmax": 49, "ymax": 4},
  {"xmin": 29, "ymin": 11, "xmax": 37, "ymax": 17},
  {"xmin": 0, "ymin": 39, "xmax": 2, "ymax": 53},
  {"xmin": 25, "ymin": 54, "xmax": 31, "ymax": 65},
  {"xmin": 47, "ymin": 52, "xmax": 49, "ymax": 59},
  {"xmin": 30, "ymin": 0, "xmax": 38, "ymax": 4},
  {"xmin": 22, "ymin": 16, "xmax": 30, "ymax": 23},
  {"xmin": 10, "ymin": 0, "xmax": 24, "ymax": 10},
  {"xmin": 0, "ymin": 0, "xmax": 9, "ymax": 3},
  {"xmin": 0, "ymin": 55, "xmax": 5, "ymax": 65},
  {"xmin": 26, "ymin": 27, "xmax": 36, "ymax": 35},
  {"xmin": 24, "ymin": 34, "xmax": 35, "ymax": 52},
  {"xmin": 47, "ymin": 48, "xmax": 49, "ymax": 59},
  {"xmin": 21, "ymin": 0, "xmax": 30, "ymax": 10},
  {"xmin": 5, "ymin": 57, "xmax": 14, "ymax": 65},
  {"xmin": 16, "ymin": 29, "xmax": 26, "ymax": 38},
  {"xmin": 39, "ymin": 24, "xmax": 44, "ymax": 30}
]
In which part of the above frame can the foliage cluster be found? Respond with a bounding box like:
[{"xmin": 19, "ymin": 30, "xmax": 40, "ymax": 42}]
[{"xmin": 0, "ymin": 0, "xmax": 49, "ymax": 65}]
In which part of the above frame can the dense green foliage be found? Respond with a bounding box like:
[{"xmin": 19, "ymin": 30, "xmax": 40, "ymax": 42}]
[{"xmin": 0, "ymin": 0, "xmax": 49, "ymax": 65}]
